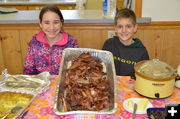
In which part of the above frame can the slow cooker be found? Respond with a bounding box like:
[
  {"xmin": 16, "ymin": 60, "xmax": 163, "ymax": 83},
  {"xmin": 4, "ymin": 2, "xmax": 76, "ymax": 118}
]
[{"xmin": 134, "ymin": 59, "xmax": 176, "ymax": 98}]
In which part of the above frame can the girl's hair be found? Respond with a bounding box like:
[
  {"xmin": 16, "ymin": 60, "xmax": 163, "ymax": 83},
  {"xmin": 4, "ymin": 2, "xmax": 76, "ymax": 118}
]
[
  {"xmin": 114, "ymin": 8, "xmax": 136, "ymax": 25},
  {"xmin": 39, "ymin": 5, "xmax": 64, "ymax": 24}
]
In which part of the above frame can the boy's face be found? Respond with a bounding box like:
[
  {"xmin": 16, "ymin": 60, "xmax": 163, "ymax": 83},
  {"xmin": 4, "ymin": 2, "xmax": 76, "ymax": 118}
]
[{"xmin": 115, "ymin": 18, "xmax": 137, "ymax": 42}]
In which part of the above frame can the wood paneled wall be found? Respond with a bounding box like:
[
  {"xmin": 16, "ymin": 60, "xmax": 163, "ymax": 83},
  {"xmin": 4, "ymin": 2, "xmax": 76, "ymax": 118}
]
[{"xmin": 0, "ymin": 22, "xmax": 180, "ymax": 74}]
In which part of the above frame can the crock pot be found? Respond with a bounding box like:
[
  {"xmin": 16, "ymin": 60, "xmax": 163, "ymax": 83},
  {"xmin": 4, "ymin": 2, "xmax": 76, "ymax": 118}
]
[{"xmin": 134, "ymin": 59, "xmax": 176, "ymax": 98}]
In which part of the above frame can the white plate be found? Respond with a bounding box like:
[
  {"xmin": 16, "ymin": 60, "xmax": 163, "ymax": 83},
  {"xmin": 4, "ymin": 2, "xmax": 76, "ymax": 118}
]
[{"xmin": 123, "ymin": 98, "xmax": 153, "ymax": 114}]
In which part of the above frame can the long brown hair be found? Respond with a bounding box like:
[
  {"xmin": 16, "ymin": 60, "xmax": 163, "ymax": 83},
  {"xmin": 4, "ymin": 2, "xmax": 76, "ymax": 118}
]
[{"xmin": 39, "ymin": 5, "xmax": 64, "ymax": 24}]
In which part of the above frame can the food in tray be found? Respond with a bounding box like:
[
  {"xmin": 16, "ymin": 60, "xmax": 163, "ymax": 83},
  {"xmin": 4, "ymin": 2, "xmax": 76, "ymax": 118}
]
[
  {"xmin": 60, "ymin": 53, "xmax": 111, "ymax": 111},
  {"xmin": 0, "ymin": 72, "xmax": 50, "ymax": 93},
  {"xmin": 2, "ymin": 76, "xmax": 43, "ymax": 93},
  {"xmin": 0, "ymin": 91, "xmax": 33, "ymax": 119},
  {"xmin": 5, "ymin": 77, "xmax": 41, "ymax": 88}
]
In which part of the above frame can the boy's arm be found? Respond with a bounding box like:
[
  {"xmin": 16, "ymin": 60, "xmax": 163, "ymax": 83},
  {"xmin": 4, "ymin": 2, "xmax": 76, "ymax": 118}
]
[
  {"xmin": 102, "ymin": 39, "xmax": 111, "ymax": 51},
  {"xmin": 142, "ymin": 49, "xmax": 150, "ymax": 60}
]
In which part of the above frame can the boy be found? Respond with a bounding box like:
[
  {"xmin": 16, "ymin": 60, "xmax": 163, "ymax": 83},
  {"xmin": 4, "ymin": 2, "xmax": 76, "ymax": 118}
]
[{"xmin": 102, "ymin": 8, "xmax": 149, "ymax": 76}]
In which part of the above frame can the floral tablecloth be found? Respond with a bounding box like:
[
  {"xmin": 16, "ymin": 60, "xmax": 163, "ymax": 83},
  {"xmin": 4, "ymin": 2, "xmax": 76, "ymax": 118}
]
[{"xmin": 17, "ymin": 76, "xmax": 180, "ymax": 119}]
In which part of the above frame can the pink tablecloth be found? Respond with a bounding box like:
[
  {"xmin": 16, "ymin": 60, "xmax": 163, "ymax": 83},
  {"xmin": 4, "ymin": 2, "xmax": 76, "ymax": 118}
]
[{"xmin": 17, "ymin": 76, "xmax": 180, "ymax": 119}]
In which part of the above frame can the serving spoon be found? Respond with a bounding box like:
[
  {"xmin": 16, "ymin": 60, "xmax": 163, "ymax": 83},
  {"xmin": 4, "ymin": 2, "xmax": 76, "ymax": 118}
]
[
  {"xmin": 1, "ymin": 106, "xmax": 22, "ymax": 119},
  {"xmin": 132, "ymin": 103, "xmax": 137, "ymax": 119}
]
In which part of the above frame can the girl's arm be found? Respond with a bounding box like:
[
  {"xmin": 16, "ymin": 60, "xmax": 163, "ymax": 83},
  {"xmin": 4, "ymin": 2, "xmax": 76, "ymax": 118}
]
[{"xmin": 23, "ymin": 42, "xmax": 37, "ymax": 75}]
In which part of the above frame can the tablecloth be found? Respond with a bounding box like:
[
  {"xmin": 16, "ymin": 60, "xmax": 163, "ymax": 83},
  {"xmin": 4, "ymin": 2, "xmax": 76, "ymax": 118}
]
[{"xmin": 17, "ymin": 76, "xmax": 180, "ymax": 119}]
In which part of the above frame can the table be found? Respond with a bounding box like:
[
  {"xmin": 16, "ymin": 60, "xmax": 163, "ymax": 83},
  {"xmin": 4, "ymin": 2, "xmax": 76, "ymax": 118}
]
[{"xmin": 17, "ymin": 76, "xmax": 180, "ymax": 119}]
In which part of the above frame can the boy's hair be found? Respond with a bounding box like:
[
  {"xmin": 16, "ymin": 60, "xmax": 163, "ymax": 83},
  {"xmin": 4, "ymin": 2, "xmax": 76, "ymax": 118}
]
[
  {"xmin": 114, "ymin": 8, "xmax": 136, "ymax": 25},
  {"xmin": 39, "ymin": 5, "xmax": 64, "ymax": 24}
]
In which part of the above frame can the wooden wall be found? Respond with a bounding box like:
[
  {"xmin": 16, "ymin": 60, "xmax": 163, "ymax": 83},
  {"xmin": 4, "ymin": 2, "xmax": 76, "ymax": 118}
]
[
  {"xmin": 0, "ymin": 22, "xmax": 180, "ymax": 74},
  {"xmin": 136, "ymin": 22, "xmax": 180, "ymax": 69}
]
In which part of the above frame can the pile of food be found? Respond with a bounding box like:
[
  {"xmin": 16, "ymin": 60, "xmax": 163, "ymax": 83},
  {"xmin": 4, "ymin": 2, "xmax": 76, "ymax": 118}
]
[
  {"xmin": 60, "ymin": 53, "xmax": 111, "ymax": 111},
  {"xmin": 0, "ymin": 91, "xmax": 33, "ymax": 119}
]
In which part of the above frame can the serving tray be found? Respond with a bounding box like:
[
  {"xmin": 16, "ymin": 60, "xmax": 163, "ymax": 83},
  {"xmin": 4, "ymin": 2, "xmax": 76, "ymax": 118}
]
[
  {"xmin": 54, "ymin": 48, "xmax": 117, "ymax": 115},
  {"xmin": 0, "ymin": 71, "xmax": 50, "ymax": 119}
]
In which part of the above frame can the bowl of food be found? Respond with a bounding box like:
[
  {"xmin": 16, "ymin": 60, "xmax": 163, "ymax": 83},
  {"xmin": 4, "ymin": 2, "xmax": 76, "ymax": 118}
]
[{"xmin": 134, "ymin": 59, "xmax": 176, "ymax": 98}]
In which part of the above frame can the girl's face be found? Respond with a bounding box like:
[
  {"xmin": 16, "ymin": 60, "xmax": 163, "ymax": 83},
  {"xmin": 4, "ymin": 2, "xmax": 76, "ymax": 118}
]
[
  {"xmin": 115, "ymin": 18, "xmax": 137, "ymax": 42},
  {"xmin": 39, "ymin": 11, "xmax": 62, "ymax": 40}
]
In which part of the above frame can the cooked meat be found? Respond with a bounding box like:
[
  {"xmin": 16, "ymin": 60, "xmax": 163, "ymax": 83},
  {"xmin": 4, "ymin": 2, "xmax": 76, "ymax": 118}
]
[{"xmin": 60, "ymin": 53, "xmax": 111, "ymax": 111}]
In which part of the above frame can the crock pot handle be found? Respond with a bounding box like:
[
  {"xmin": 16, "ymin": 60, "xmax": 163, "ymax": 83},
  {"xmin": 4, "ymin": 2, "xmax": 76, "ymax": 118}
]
[
  {"xmin": 177, "ymin": 64, "xmax": 180, "ymax": 75},
  {"xmin": 175, "ymin": 75, "xmax": 180, "ymax": 81},
  {"xmin": 175, "ymin": 64, "xmax": 180, "ymax": 81},
  {"xmin": 130, "ymin": 73, "xmax": 136, "ymax": 80}
]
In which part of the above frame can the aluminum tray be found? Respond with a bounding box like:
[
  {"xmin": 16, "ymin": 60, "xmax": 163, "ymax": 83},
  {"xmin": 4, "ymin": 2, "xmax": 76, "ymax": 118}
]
[
  {"xmin": 0, "ymin": 71, "xmax": 50, "ymax": 118},
  {"xmin": 0, "ymin": 89, "xmax": 36, "ymax": 119},
  {"xmin": 54, "ymin": 48, "xmax": 117, "ymax": 115},
  {"xmin": 0, "ymin": 71, "xmax": 50, "ymax": 94}
]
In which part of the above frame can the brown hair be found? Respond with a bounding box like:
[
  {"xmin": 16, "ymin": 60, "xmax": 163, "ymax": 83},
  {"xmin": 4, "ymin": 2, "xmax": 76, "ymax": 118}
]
[
  {"xmin": 114, "ymin": 8, "xmax": 136, "ymax": 25},
  {"xmin": 39, "ymin": 5, "xmax": 64, "ymax": 24}
]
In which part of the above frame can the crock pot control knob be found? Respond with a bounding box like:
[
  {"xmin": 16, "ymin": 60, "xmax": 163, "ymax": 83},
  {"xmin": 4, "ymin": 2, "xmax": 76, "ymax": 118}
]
[{"xmin": 155, "ymin": 93, "xmax": 160, "ymax": 98}]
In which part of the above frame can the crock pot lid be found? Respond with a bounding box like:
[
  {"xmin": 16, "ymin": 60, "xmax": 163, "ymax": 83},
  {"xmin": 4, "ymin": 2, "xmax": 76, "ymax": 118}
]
[{"xmin": 136, "ymin": 59, "xmax": 175, "ymax": 79}]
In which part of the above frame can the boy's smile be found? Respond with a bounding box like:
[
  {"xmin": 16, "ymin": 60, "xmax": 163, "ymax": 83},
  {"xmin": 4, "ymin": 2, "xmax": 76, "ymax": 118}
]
[{"xmin": 115, "ymin": 18, "xmax": 137, "ymax": 45}]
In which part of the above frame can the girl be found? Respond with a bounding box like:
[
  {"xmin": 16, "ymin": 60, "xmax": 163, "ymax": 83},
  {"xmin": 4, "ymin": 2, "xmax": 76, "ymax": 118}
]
[{"xmin": 24, "ymin": 5, "xmax": 78, "ymax": 75}]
